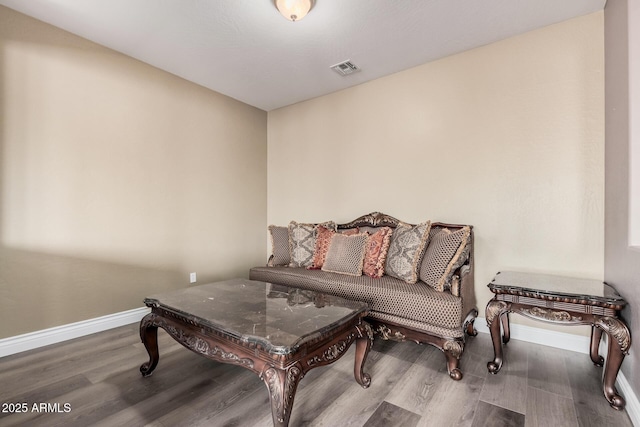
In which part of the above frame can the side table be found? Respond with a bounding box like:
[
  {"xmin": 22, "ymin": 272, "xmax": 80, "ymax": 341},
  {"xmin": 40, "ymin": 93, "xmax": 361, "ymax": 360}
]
[{"xmin": 485, "ymin": 271, "xmax": 631, "ymax": 410}]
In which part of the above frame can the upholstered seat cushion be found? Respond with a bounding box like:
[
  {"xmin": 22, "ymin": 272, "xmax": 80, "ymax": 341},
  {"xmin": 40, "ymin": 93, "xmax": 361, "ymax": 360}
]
[{"xmin": 249, "ymin": 266, "xmax": 463, "ymax": 333}]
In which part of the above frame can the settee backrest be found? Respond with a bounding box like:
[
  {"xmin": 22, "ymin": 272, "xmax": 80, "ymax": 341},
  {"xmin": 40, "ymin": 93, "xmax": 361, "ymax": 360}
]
[
  {"xmin": 337, "ymin": 212, "xmax": 475, "ymax": 308},
  {"xmin": 336, "ymin": 212, "xmax": 473, "ymax": 243}
]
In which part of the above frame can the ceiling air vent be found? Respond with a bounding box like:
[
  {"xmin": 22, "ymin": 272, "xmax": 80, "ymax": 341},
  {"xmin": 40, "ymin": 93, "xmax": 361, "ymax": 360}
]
[{"xmin": 330, "ymin": 60, "xmax": 360, "ymax": 76}]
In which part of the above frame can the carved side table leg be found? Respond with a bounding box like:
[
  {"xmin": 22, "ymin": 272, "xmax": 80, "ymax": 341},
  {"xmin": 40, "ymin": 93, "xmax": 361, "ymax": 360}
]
[
  {"xmin": 354, "ymin": 322, "xmax": 373, "ymax": 388},
  {"xmin": 263, "ymin": 365, "xmax": 303, "ymax": 427},
  {"xmin": 139, "ymin": 313, "xmax": 159, "ymax": 377},
  {"xmin": 486, "ymin": 300, "xmax": 509, "ymax": 374},
  {"xmin": 595, "ymin": 317, "xmax": 631, "ymax": 410},
  {"xmin": 589, "ymin": 325, "xmax": 604, "ymax": 367},
  {"xmin": 501, "ymin": 312, "xmax": 511, "ymax": 344}
]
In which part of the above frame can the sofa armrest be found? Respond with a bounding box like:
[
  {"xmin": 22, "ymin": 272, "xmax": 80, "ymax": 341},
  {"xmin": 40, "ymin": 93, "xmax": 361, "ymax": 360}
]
[{"xmin": 458, "ymin": 234, "xmax": 476, "ymax": 321}]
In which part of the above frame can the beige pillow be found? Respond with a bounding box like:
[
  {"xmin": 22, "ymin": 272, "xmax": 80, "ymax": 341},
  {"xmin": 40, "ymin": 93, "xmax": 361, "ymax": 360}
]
[
  {"xmin": 321, "ymin": 233, "xmax": 368, "ymax": 276},
  {"xmin": 420, "ymin": 226, "xmax": 471, "ymax": 291},
  {"xmin": 268, "ymin": 225, "xmax": 290, "ymax": 266}
]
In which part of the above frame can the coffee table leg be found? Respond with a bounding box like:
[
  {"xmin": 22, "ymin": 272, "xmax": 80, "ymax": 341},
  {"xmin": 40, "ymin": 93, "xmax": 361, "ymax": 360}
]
[
  {"xmin": 486, "ymin": 300, "xmax": 509, "ymax": 374},
  {"xmin": 590, "ymin": 326, "xmax": 604, "ymax": 367},
  {"xmin": 595, "ymin": 317, "xmax": 631, "ymax": 410},
  {"xmin": 354, "ymin": 322, "xmax": 373, "ymax": 388},
  {"xmin": 263, "ymin": 365, "xmax": 303, "ymax": 427},
  {"xmin": 139, "ymin": 313, "xmax": 160, "ymax": 377}
]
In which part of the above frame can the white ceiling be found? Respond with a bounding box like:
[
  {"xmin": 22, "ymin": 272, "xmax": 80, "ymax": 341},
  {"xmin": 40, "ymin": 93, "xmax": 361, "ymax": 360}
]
[{"xmin": 0, "ymin": 0, "xmax": 606, "ymax": 111}]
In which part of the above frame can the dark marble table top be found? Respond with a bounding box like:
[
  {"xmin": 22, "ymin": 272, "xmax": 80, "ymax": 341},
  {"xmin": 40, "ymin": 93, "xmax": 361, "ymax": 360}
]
[
  {"xmin": 488, "ymin": 271, "xmax": 627, "ymax": 308},
  {"xmin": 144, "ymin": 278, "xmax": 368, "ymax": 355}
]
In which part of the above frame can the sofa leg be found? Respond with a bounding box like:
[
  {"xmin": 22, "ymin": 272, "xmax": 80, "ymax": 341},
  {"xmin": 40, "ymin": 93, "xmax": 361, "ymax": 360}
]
[
  {"xmin": 463, "ymin": 308, "xmax": 479, "ymax": 337},
  {"xmin": 443, "ymin": 340, "xmax": 464, "ymax": 381}
]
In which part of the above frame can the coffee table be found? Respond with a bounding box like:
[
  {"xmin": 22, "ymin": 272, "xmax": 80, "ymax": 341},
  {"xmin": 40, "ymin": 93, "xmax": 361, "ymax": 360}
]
[
  {"xmin": 139, "ymin": 279, "xmax": 373, "ymax": 426},
  {"xmin": 486, "ymin": 271, "xmax": 631, "ymax": 410}
]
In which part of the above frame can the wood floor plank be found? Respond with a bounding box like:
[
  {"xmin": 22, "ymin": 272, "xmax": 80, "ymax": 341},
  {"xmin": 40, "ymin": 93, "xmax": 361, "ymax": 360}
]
[
  {"xmin": 525, "ymin": 387, "xmax": 578, "ymax": 427},
  {"xmin": 563, "ymin": 351, "xmax": 633, "ymax": 427},
  {"xmin": 362, "ymin": 401, "xmax": 420, "ymax": 427},
  {"xmin": 0, "ymin": 324, "xmax": 138, "ymax": 375},
  {"xmin": 91, "ymin": 373, "xmax": 221, "ymax": 427},
  {"xmin": 417, "ymin": 373, "xmax": 484, "ymax": 427},
  {"xmin": 155, "ymin": 367, "xmax": 266, "ymax": 427},
  {"xmin": 384, "ymin": 346, "xmax": 444, "ymax": 414},
  {"xmin": 303, "ymin": 342, "xmax": 426, "ymax": 426},
  {"xmin": 0, "ymin": 341, "xmax": 142, "ymax": 401},
  {"xmin": 0, "ymin": 374, "xmax": 91, "ymax": 422},
  {"xmin": 479, "ymin": 340, "xmax": 530, "ymax": 415},
  {"xmin": 527, "ymin": 344, "xmax": 572, "ymax": 398},
  {"xmin": 462, "ymin": 333, "xmax": 497, "ymax": 379},
  {"xmin": 0, "ymin": 326, "xmax": 631, "ymax": 427},
  {"xmin": 471, "ymin": 401, "xmax": 525, "ymax": 427}
]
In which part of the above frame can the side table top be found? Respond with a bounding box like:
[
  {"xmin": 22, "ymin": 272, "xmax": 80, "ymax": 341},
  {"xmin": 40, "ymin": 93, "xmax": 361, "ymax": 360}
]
[{"xmin": 488, "ymin": 271, "xmax": 627, "ymax": 310}]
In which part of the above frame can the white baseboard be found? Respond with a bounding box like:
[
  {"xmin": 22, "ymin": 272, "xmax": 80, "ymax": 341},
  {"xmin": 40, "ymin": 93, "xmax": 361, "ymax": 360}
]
[
  {"xmin": 0, "ymin": 307, "xmax": 150, "ymax": 358},
  {"xmin": 475, "ymin": 317, "xmax": 639, "ymax": 426},
  {"xmin": 618, "ymin": 369, "xmax": 640, "ymax": 427},
  {"xmin": 474, "ymin": 316, "xmax": 592, "ymax": 353}
]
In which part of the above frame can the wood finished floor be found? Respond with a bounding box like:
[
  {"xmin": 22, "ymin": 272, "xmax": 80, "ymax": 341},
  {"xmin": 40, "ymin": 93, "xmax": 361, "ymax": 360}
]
[{"xmin": 0, "ymin": 324, "xmax": 633, "ymax": 427}]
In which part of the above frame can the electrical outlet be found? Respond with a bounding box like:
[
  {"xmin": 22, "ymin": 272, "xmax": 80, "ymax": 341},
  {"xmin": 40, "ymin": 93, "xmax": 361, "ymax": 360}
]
[{"xmin": 189, "ymin": 272, "xmax": 197, "ymax": 283}]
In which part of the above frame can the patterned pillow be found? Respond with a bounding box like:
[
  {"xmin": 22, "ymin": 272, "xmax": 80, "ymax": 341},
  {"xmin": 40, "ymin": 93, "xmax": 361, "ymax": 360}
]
[
  {"xmin": 385, "ymin": 221, "xmax": 431, "ymax": 284},
  {"xmin": 288, "ymin": 221, "xmax": 336, "ymax": 268},
  {"xmin": 420, "ymin": 226, "xmax": 471, "ymax": 291},
  {"xmin": 322, "ymin": 233, "xmax": 368, "ymax": 276},
  {"xmin": 267, "ymin": 225, "xmax": 290, "ymax": 266},
  {"xmin": 362, "ymin": 227, "xmax": 393, "ymax": 278},
  {"xmin": 309, "ymin": 226, "xmax": 336, "ymax": 269}
]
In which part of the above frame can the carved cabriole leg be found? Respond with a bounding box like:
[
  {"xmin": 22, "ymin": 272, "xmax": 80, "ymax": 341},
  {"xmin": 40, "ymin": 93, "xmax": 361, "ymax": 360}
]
[
  {"xmin": 501, "ymin": 312, "xmax": 510, "ymax": 344},
  {"xmin": 486, "ymin": 300, "xmax": 509, "ymax": 374},
  {"xmin": 262, "ymin": 364, "xmax": 304, "ymax": 427},
  {"xmin": 464, "ymin": 308, "xmax": 479, "ymax": 337},
  {"xmin": 443, "ymin": 339, "xmax": 464, "ymax": 380},
  {"xmin": 139, "ymin": 313, "xmax": 160, "ymax": 377},
  {"xmin": 369, "ymin": 319, "xmax": 469, "ymax": 381},
  {"xmin": 354, "ymin": 322, "xmax": 373, "ymax": 388},
  {"xmin": 590, "ymin": 325, "xmax": 604, "ymax": 367},
  {"xmin": 595, "ymin": 316, "xmax": 632, "ymax": 410}
]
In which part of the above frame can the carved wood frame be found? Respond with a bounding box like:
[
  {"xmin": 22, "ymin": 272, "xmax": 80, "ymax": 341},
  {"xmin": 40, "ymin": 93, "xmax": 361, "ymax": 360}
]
[
  {"xmin": 337, "ymin": 212, "xmax": 478, "ymax": 381},
  {"xmin": 485, "ymin": 297, "xmax": 631, "ymax": 410},
  {"xmin": 140, "ymin": 305, "xmax": 374, "ymax": 426}
]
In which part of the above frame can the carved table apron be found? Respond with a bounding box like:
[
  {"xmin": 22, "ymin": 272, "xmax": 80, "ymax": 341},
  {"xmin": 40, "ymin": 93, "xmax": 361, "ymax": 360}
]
[
  {"xmin": 485, "ymin": 271, "xmax": 631, "ymax": 410},
  {"xmin": 140, "ymin": 301, "xmax": 373, "ymax": 427}
]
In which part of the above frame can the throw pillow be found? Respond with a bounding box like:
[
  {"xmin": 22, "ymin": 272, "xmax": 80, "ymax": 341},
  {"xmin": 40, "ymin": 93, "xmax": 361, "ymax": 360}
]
[
  {"xmin": 309, "ymin": 225, "xmax": 336, "ymax": 269},
  {"xmin": 419, "ymin": 226, "xmax": 471, "ymax": 292},
  {"xmin": 340, "ymin": 227, "xmax": 360, "ymax": 236},
  {"xmin": 267, "ymin": 225, "xmax": 290, "ymax": 266},
  {"xmin": 385, "ymin": 221, "xmax": 431, "ymax": 284},
  {"xmin": 362, "ymin": 227, "xmax": 393, "ymax": 278},
  {"xmin": 322, "ymin": 233, "xmax": 368, "ymax": 276},
  {"xmin": 288, "ymin": 221, "xmax": 336, "ymax": 268}
]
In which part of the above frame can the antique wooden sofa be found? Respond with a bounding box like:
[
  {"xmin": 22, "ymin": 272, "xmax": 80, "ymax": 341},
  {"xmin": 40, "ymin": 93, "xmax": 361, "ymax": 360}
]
[{"xmin": 250, "ymin": 212, "xmax": 478, "ymax": 380}]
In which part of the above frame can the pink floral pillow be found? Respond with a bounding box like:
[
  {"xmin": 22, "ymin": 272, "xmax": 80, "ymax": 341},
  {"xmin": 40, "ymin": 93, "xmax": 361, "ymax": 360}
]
[
  {"xmin": 340, "ymin": 227, "xmax": 360, "ymax": 236},
  {"xmin": 362, "ymin": 227, "xmax": 393, "ymax": 278},
  {"xmin": 308, "ymin": 226, "xmax": 336, "ymax": 269}
]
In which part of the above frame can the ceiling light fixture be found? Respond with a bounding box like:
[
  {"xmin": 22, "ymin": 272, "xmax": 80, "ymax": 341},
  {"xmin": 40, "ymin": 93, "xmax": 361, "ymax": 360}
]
[{"xmin": 274, "ymin": 0, "xmax": 315, "ymax": 22}]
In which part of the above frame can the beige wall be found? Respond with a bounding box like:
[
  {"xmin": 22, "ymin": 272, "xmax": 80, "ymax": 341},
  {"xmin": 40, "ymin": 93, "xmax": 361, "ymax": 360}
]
[
  {"xmin": 268, "ymin": 13, "xmax": 605, "ymax": 330},
  {"xmin": 0, "ymin": 6, "xmax": 267, "ymax": 338},
  {"xmin": 604, "ymin": 0, "xmax": 640, "ymax": 398}
]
